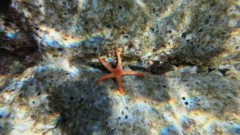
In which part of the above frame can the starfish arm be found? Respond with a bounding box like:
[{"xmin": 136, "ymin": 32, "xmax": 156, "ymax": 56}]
[
  {"xmin": 121, "ymin": 70, "xmax": 145, "ymax": 77},
  {"xmin": 116, "ymin": 50, "xmax": 122, "ymax": 69},
  {"xmin": 96, "ymin": 73, "xmax": 115, "ymax": 85},
  {"xmin": 98, "ymin": 57, "xmax": 114, "ymax": 72},
  {"xmin": 116, "ymin": 76, "xmax": 124, "ymax": 94}
]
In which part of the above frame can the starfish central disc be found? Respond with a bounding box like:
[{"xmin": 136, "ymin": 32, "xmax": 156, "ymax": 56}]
[{"xmin": 114, "ymin": 69, "xmax": 122, "ymax": 76}]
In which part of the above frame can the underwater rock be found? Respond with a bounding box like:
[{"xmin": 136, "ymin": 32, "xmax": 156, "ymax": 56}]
[{"xmin": 0, "ymin": 0, "xmax": 239, "ymax": 134}]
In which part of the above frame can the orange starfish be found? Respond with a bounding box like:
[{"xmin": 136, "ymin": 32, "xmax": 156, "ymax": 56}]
[{"xmin": 96, "ymin": 49, "xmax": 144, "ymax": 94}]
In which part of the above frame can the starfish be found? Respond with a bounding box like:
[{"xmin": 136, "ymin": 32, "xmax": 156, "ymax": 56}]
[{"xmin": 96, "ymin": 49, "xmax": 144, "ymax": 94}]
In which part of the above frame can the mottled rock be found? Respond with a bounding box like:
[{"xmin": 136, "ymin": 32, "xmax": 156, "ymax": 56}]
[{"xmin": 0, "ymin": 0, "xmax": 239, "ymax": 135}]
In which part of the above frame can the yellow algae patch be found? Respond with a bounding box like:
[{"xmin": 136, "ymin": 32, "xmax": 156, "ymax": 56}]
[{"xmin": 228, "ymin": 28, "xmax": 240, "ymax": 37}]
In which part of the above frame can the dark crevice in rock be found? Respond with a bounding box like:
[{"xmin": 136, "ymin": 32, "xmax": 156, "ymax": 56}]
[
  {"xmin": 0, "ymin": 0, "xmax": 12, "ymax": 14},
  {"xmin": 0, "ymin": 7, "xmax": 42, "ymax": 75}
]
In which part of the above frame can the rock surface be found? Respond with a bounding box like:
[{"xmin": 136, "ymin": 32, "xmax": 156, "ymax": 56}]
[{"xmin": 0, "ymin": 0, "xmax": 239, "ymax": 135}]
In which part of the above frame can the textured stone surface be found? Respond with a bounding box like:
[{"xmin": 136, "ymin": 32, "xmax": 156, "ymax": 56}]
[{"xmin": 0, "ymin": 0, "xmax": 240, "ymax": 135}]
